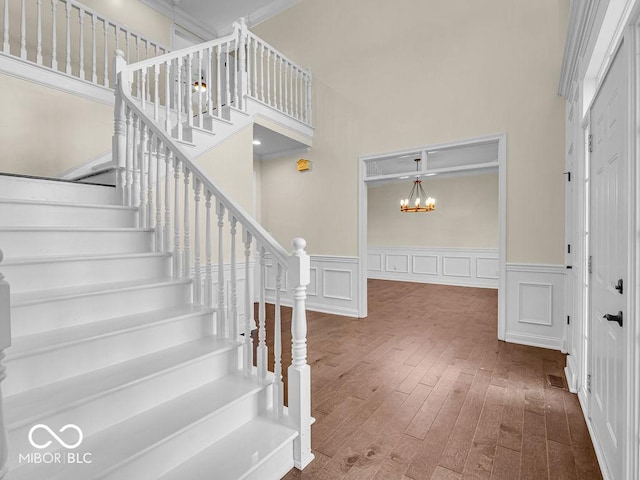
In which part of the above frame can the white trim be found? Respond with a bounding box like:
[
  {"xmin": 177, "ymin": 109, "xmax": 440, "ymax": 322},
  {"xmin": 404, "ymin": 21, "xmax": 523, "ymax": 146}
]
[
  {"xmin": 506, "ymin": 263, "xmax": 566, "ymax": 274},
  {"xmin": 517, "ymin": 282, "xmax": 553, "ymax": 326},
  {"xmin": 137, "ymin": 0, "xmax": 216, "ymax": 40},
  {"xmin": 368, "ymin": 247, "xmax": 498, "ymax": 289},
  {"xmin": 0, "ymin": 54, "xmax": 114, "ymax": 105},
  {"xmin": 358, "ymin": 133, "xmax": 507, "ymax": 334},
  {"xmin": 216, "ymin": 0, "xmax": 302, "ymax": 36},
  {"xmin": 504, "ymin": 332, "xmax": 564, "ymax": 351},
  {"xmin": 57, "ymin": 151, "xmax": 112, "ymax": 180}
]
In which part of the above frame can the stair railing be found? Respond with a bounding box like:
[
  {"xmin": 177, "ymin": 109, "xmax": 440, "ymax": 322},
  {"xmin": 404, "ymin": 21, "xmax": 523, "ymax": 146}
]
[
  {"xmin": 114, "ymin": 46, "xmax": 314, "ymax": 469},
  {"xmin": 245, "ymin": 29, "xmax": 312, "ymax": 126},
  {"xmin": 0, "ymin": 0, "xmax": 168, "ymax": 89},
  {"xmin": 0, "ymin": 250, "xmax": 10, "ymax": 480}
]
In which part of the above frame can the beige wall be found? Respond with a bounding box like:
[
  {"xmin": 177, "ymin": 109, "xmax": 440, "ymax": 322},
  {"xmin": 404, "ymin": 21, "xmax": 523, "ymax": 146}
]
[
  {"xmin": 368, "ymin": 172, "xmax": 498, "ymax": 248},
  {"xmin": 0, "ymin": 72, "xmax": 113, "ymax": 177},
  {"xmin": 255, "ymin": 0, "xmax": 569, "ymax": 264}
]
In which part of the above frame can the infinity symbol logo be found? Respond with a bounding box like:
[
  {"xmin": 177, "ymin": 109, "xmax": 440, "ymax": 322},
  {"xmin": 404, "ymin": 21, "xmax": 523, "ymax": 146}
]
[{"xmin": 28, "ymin": 424, "xmax": 84, "ymax": 450}]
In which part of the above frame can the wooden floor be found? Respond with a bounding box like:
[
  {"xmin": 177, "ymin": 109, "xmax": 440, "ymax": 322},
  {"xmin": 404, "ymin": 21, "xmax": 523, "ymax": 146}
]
[{"xmin": 274, "ymin": 279, "xmax": 602, "ymax": 480}]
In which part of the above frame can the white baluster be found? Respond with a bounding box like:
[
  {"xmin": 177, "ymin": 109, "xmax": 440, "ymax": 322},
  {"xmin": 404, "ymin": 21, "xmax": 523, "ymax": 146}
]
[
  {"xmin": 131, "ymin": 115, "xmax": 139, "ymax": 211},
  {"xmin": 139, "ymin": 124, "xmax": 148, "ymax": 227},
  {"xmin": 91, "ymin": 14, "xmax": 97, "ymax": 83},
  {"xmin": 266, "ymin": 49, "xmax": 271, "ymax": 106},
  {"xmin": 306, "ymin": 68, "xmax": 313, "ymax": 124},
  {"xmin": 193, "ymin": 178, "xmax": 202, "ymax": 304},
  {"xmin": 187, "ymin": 52, "xmax": 193, "ymax": 128},
  {"xmin": 278, "ymin": 56, "xmax": 283, "ymax": 111},
  {"xmin": 103, "ymin": 20, "xmax": 108, "ymax": 86},
  {"xmin": 165, "ymin": 61, "xmax": 171, "ymax": 132},
  {"xmin": 252, "ymin": 38, "xmax": 257, "ymax": 97},
  {"xmin": 225, "ymin": 42, "xmax": 230, "ymax": 107},
  {"xmin": 242, "ymin": 229, "xmax": 254, "ymax": 375},
  {"xmin": 216, "ymin": 45, "xmax": 222, "ymax": 116},
  {"xmin": 154, "ymin": 63, "xmax": 159, "ymax": 122},
  {"xmin": 78, "ymin": 9, "xmax": 85, "ymax": 80},
  {"xmin": 229, "ymin": 215, "xmax": 238, "ymax": 340},
  {"xmin": 238, "ymin": 20, "xmax": 247, "ymax": 109},
  {"xmin": 140, "ymin": 68, "xmax": 146, "ymax": 110},
  {"xmin": 206, "ymin": 47, "xmax": 213, "ymax": 116},
  {"xmin": 20, "ymin": 0, "xmax": 26, "ymax": 59},
  {"xmin": 197, "ymin": 51, "xmax": 203, "ymax": 128},
  {"xmin": 216, "ymin": 200, "xmax": 226, "ymax": 337},
  {"xmin": 182, "ymin": 165, "xmax": 191, "ymax": 279},
  {"xmin": 124, "ymin": 107, "xmax": 132, "ymax": 206},
  {"xmin": 51, "ymin": 0, "xmax": 58, "ymax": 67},
  {"xmin": 113, "ymin": 50, "xmax": 127, "ymax": 204},
  {"xmin": 284, "ymin": 62, "xmax": 289, "ymax": 114},
  {"xmin": 65, "ymin": 1, "xmax": 71, "ymax": 74},
  {"xmin": 155, "ymin": 137, "xmax": 162, "ymax": 251},
  {"xmin": 125, "ymin": 31, "xmax": 130, "ymax": 62},
  {"xmin": 288, "ymin": 238, "xmax": 313, "ymax": 469},
  {"xmin": 36, "ymin": 0, "xmax": 42, "ymax": 64},
  {"xmin": 274, "ymin": 262, "xmax": 283, "ymax": 417},
  {"xmin": 259, "ymin": 43, "xmax": 264, "ymax": 101},
  {"xmin": 145, "ymin": 42, "xmax": 150, "ymax": 100},
  {"xmin": 164, "ymin": 147, "xmax": 171, "ymax": 252},
  {"xmin": 176, "ymin": 57, "xmax": 183, "ymax": 140},
  {"xmin": 0, "ymin": 250, "xmax": 11, "ymax": 480},
  {"xmin": 257, "ymin": 246, "xmax": 267, "ymax": 380},
  {"xmin": 114, "ymin": 25, "xmax": 119, "ymax": 52},
  {"xmin": 205, "ymin": 191, "xmax": 213, "ymax": 309},
  {"xmin": 173, "ymin": 156, "xmax": 182, "ymax": 277},
  {"xmin": 3, "ymin": 0, "xmax": 9, "ymax": 54},
  {"xmin": 147, "ymin": 132, "xmax": 155, "ymax": 236}
]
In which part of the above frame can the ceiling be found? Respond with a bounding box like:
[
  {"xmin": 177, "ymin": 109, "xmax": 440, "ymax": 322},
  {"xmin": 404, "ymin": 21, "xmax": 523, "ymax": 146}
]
[
  {"xmin": 252, "ymin": 124, "xmax": 310, "ymax": 160},
  {"xmin": 167, "ymin": 0, "xmax": 300, "ymax": 36}
]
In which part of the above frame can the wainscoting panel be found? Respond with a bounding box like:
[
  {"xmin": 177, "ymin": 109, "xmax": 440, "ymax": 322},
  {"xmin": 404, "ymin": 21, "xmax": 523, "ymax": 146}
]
[
  {"xmin": 264, "ymin": 255, "xmax": 359, "ymax": 317},
  {"xmin": 368, "ymin": 247, "xmax": 498, "ymax": 288},
  {"xmin": 505, "ymin": 264, "xmax": 566, "ymax": 351}
]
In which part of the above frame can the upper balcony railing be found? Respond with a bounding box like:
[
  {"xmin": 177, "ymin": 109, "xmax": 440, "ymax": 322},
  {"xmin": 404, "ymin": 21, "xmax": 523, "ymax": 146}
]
[{"xmin": 1, "ymin": 0, "xmax": 169, "ymax": 89}]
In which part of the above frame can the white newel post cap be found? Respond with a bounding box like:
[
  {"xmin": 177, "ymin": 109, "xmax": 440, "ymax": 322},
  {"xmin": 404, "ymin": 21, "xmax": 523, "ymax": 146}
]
[
  {"xmin": 289, "ymin": 238, "xmax": 310, "ymax": 287},
  {"xmin": 0, "ymin": 249, "xmax": 11, "ymax": 351}
]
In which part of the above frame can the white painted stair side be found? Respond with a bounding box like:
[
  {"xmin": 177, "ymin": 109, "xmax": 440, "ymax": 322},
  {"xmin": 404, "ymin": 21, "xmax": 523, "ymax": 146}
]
[
  {"xmin": 0, "ymin": 174, "xmax": 118, "ymax": 204},
  {"xmin": 2, "ymin": 252, "xmax": 171, "ymax": 293},
  {"xmin": 10, "ymin": 277, "xmax": 193, "ymax": 337},
  {"xmin": 5, "ymin": 337, "xmax": 240, "ymax": 468},
  {"xmin": 5, "ymin": 305, "xmax": 215, "ymax": 395},
  {"xmin": 158, "ymin": 417, "xmax": 297, "ymax": 480},
  {"xmin": 0, "ymin": 198, "xmax": 137, "ymax": 227}
]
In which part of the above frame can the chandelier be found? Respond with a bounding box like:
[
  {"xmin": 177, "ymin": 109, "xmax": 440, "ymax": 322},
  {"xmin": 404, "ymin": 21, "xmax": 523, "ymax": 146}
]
[{"xmin": 400, "ymin": 158, "xmax": 436, "ymax": 212}]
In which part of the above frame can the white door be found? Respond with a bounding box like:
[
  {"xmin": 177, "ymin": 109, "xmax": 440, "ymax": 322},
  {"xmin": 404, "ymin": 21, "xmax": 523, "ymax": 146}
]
[{"xmin": 589, "ymin": 39, "xmax": 628, "ymax": 480}]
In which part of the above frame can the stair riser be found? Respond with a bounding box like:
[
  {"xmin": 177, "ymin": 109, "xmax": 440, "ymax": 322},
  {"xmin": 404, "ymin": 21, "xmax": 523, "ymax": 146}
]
[
  {"xmin": 5, "ymin": 313, "xmax": 214, "ymax": 396},
  {"xmin": 4, "ymin": 255, "xmax": 171, "ymax": 293},
  {"xmin": 0, "ymin": 230, "xmax": 153, "ymax": 259},
  {"xmin": 0, "ymin": 203, "xmax": 137, "ymax": 228},
  {"xmin": 102, "ymin": 389, "xmax": 267, "ymax": 480},
  {"xmin": 7, "ymin": 347, "xmax": 239, "ymax": 469},
  {"xmin": 245, "ymin": 441, "xmax": 295, "ymax": 480},
  {"xmin": 0, "ymin": 176, "xmax": 118, "ymax": 204},
  {"xmin": 11, "ymin": 282, "xmax": 192, "ymax": 336}
]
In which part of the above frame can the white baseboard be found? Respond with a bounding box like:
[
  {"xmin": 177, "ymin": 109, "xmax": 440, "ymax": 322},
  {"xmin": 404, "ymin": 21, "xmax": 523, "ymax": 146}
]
[
  {"xmin": 368, "ymin": 246, "xmax": 498, "ymax": 289},
  {"xmin": 564, "ymin": 365, "xmax": 578, "ymax": 393},
  {"xmin": 505, "ymin": 263, "xmax": 566, "ymax": 352}
]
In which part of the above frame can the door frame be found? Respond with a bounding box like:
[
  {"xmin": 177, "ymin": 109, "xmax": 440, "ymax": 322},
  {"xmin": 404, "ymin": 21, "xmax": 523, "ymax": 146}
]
[
  {"xmin": 356, "ymin": 133, "xmax": 507, "ymax": 342},
  {"xmin": 578, "ymin": 14, "xmax": 640, "ymax": 479}
]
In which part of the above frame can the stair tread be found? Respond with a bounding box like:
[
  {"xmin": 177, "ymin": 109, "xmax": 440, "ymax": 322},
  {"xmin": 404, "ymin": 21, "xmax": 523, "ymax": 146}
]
[
  {"xmin": 5, "ymin": 336, "xmax": 237, "ymax": 429},
  {"xmin": 11, "ymin": 276, "xmax": 190, "ymax": 306},
  {"xmin": 2, "ymin": 251, "xmax": 170, "ymax": 266},
  {"xmin": 0, "ymin": 197, "xmax": 136, "ymax": 211},
  {"xmin": 158, "ymin": 416, "xmax": 297, "ymax": 480},
  {"xmin": 65, "ymin": 375, "xmax": 271, "ymax": 480},
  {"xmin": 9, "ymin": 304, "xmax": 215, "ymax": 358}
]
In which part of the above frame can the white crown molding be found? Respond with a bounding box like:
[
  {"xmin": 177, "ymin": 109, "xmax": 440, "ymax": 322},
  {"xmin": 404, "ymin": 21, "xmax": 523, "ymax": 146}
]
[
  {"xmin": 216, "ymin": 0, "xmax": 302, "ymax": 36},
  {"xmin": 0, "ymin": 53, "xmax": 114, "ymax": 105},
  {"xmin": 137, "ymin": 0, "xmax": 216, "ymax": 40}
]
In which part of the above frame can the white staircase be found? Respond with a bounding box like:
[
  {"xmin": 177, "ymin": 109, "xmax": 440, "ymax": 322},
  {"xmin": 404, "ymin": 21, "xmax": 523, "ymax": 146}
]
[{"xmin": 0, "ymin": 173, "xmax": 309, "ymax": 480}]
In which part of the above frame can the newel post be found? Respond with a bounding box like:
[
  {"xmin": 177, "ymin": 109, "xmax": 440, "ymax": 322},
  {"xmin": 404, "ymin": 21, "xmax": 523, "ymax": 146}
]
[
  {"xmin": 113, "ymin": 50, "xmax": 128, "ymax": 204},
  {"xmin": 0, "ymin": 250, "xmax": 12, "ymax": 480},
  {"xmin": 287, "ymin": 238, "xmax": 314, "ymax": 470}
]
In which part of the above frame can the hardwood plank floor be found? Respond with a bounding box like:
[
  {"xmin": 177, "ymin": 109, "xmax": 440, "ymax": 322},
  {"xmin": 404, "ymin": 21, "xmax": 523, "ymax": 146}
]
[{"xmin": 274, "ymin": 279, "xmax": 602, "ymax": 480}]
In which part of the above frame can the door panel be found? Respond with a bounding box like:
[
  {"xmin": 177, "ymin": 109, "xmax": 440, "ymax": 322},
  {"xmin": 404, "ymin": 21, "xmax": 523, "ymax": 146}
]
[{"xmin": 589, "ymin": 39, "xmax": 628, "ymax": 480}]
